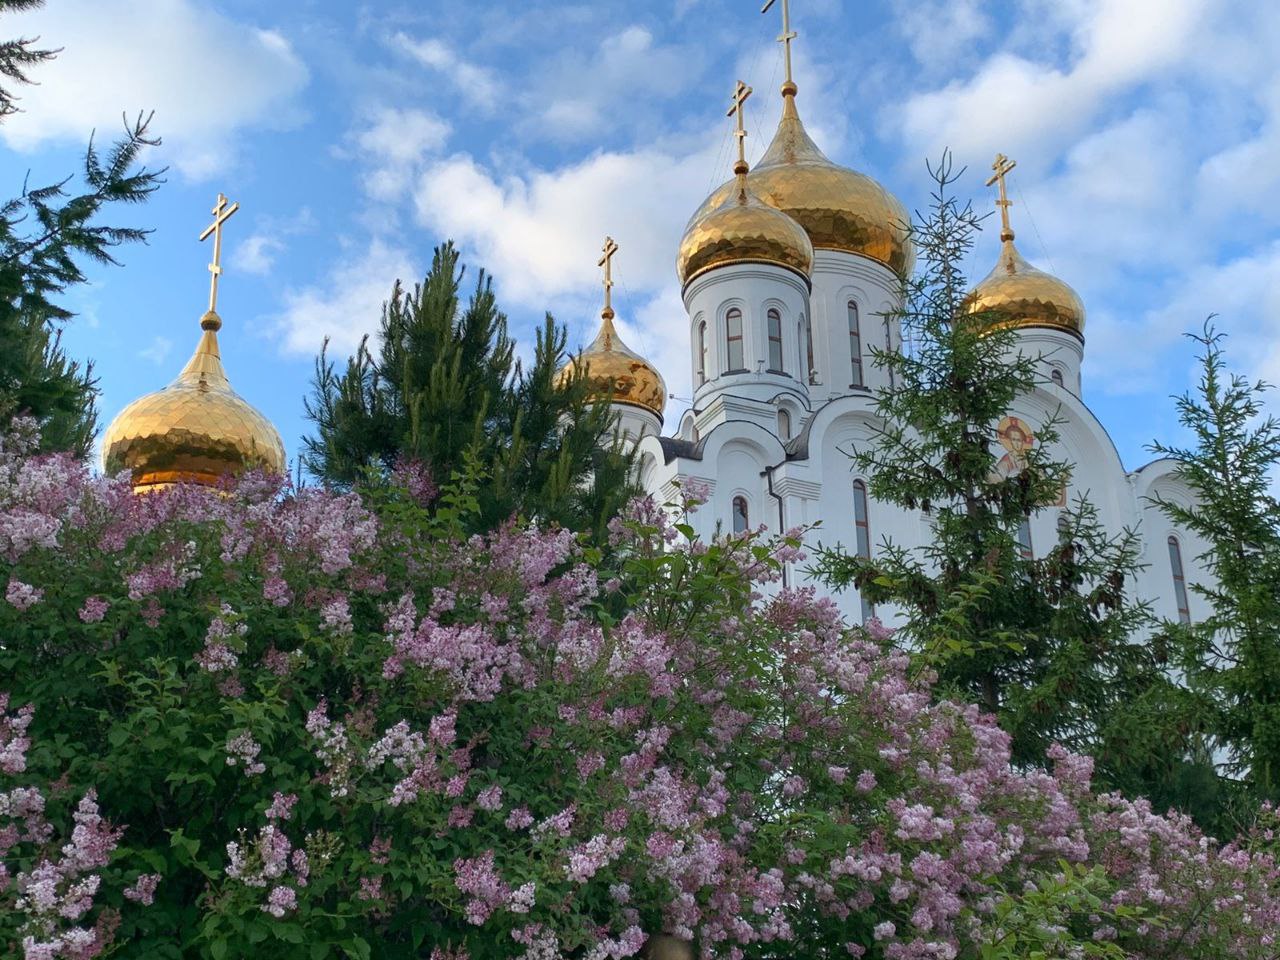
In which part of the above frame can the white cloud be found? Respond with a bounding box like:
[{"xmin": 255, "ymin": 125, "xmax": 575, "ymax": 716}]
[
  {"xmin": 891, "ymin": 0, "xmax": 991, "ymax": 68},
  {"xmin": 893, "ymin": 0, "xmax": 1210, "ymax": 165},
  {"xmin": 351, "ymin": 106, "xmax": 451, "ymax": 201},
  {"xmin": 523, "ymin": 26, "xmax": 702, "ymax": 143},
  {"xmin": 392, "ymin": 33, "xmax": 501, "ymax": 113},
  {"xmin": 231, "ymin": 208, "xmax": 315, "ymax": 277},
  {"xmin": 273, "ymin": 239, "xmax": 418, "ymax": 357},
  {"xmin": 412, "ymin": 142, "xmax": 716, "ymax": 308},
  {"xmin": 0, "ymin": 0, "xmax": 309, "ymax": 179},
  {"xmin": 233, "ymin": 235, "xmax": 285, "ymax": 276},
  {"xmin": 139, "ymin": 336, "xmax": 172, "ymax": 366},
  {"xmin": 1008, "ymin": 106, "xmax": 1198, "ymax": 285}
]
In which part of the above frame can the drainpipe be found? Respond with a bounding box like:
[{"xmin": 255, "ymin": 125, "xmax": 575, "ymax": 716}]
[{"xmin": 761, "ymin": 461, "xmax": 789, "ymax": 589}]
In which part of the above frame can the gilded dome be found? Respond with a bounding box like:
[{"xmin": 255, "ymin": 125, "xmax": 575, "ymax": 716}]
[
  {"xmin": 966, "ymin": 237, "xmax": 1085, "ymax": 338},
  {"xmin": 677, "ymin": 173, "xmax": 814, "ymax": 286},
  {"xmin": 688, "ymin": 88, "xmax": 913, "ymax": 275},
  {"xmin": 557, "ymin": 309, "xmax": 667, "ymax": 418},
  {"xmin": 102, "ymin": 311, "xmax": 286, "ymax": 490}
]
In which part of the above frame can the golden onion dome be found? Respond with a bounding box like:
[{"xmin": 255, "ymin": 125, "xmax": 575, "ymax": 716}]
[
  {"xmin": 965, "ymin": 235, "xmax": 1086, "ymax": 338},
  {"xmin": 688, "ymin": 85, "xmax": 913, "ymax": 275},
  {"xmin": 557, "ymin": 308, "xmax": 667, "ymax": 418},
  {"xmin": 102, "ymin": 310, "xmax": 286, "ymax": 491},
  {"xmin": 677, "ymin": 163, "xmax": 813, "ymax": 286}
]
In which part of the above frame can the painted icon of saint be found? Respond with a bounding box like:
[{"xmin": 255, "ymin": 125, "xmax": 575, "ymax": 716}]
[{"xmin": 994, "ymin": 416, "xmax": 1034, "ymax": 480}]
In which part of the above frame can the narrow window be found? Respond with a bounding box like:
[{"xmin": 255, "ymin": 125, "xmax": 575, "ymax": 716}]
[
  {"xmin": 1168, "ymin": 535, "xmax": 1191, "ymax": 625},
  {"xmin": 767, "ymin": 308, "xmax": 784, "ymax": 372},
  {"xmin": 1016, "ymin": 516, "xmax": 1033, "ymax": 561},
  {"xmin": 853, "ymin": 479, "xmax": 873, "ymax": 623},
  {"xmin": 778, "ymin": 408, "xmax": 791, "ymax": 441},
  {"xmin": 697, "ymin": 321, "xmax": 708, "ymax": 386},
  {"xmin": 1051, "ymin": 368, "xmax": 1064, "ymax": 388},
  {"xmin": 804, "ymin": 314, "xmax": 815, "ymax": 383},
  {"xmin": 848, "ymin": 301, "xmax": 863, "ymax": 387},
  {"xmin": 732, "ymin": 496, "xmax": 749, "ymax": 534},
  {"xmin": 883, "ymin": 317, "xmax": 895, "ymax": 388},
  {"xmin": 725, "ymin": 308, "xmax": 744, "ymax": 371}
]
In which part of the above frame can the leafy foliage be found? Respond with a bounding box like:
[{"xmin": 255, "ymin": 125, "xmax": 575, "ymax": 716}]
[
  {"xmin": 0, "ymin": 0, "xmax": 163, "ymax": 456},
  {"xmin": 1150, "ymin": 323, "xmax": 1280, "ymax": 806},
  {"xmin": 814, "ymin": 155, "xmax": 1178, "ymax": 794},
  {"xmin": 303, "ymin": 242, "xmax": 637, "ymax": 540},
  {"xmin": 2, "ymin": 421, "xmax": 1279, "ymax": 958}
]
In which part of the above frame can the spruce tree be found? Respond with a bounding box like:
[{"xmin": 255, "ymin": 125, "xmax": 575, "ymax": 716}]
[
  {"xmin": 303, "ymin": 242, "xmax": 637, "ymax": 540},
  {"xmin": 816, "ymin": 155, "xmax": 1169, "ymax": 786},
  {"xmin": 0, "ymin": 0, "xmax": 163, "ymax": 456},
  {"xmin": 1150, "ymin": 323, "xmax": 1280, "ymax": 806}
]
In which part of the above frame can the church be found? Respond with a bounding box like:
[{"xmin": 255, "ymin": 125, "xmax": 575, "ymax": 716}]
[
  {"xmin": 97, "ymin": 4, "xmax": 1210, "ymax": 631},
  {"xmin": 557, "ymin": 10, "xmax": 1211, "ymax": 628}
]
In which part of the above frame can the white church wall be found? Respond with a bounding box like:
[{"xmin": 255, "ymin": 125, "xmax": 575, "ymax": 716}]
[
  {"xmin": 685, "ymin": 263, "xmax": 812, "ymax": 419},
  {"xmin": 1133, "ymin": 462, "xmax": 1214, "ymax": 627},
  {"xmin": 808, "ymin": 250, "xmax": 902, "ymax": 404}
]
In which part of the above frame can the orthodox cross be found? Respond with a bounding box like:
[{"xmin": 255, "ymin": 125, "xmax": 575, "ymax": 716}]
[
  {"xmin": 199, "ymin": 192, "xmax": 240, "ymax": 314},
  {"xmin": 598, "ymin": 236, "xmax": 619, "ymax": 316},
  {"xmin": 985, "ymin": 153, "xmax": 1017, "ymax": 239},
  {"xmin": 761, "ymin": 0, "xmax": 797, "ymax": 89},
  {"xmin": 728, "ymin": 80, "xmax": 753, "ymax": 171}
]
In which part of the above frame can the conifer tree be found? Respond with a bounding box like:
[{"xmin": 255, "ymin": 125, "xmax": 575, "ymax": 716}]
[
  {"xmin": 1150, "ymin": 324, "xmax": 1280, "ymax": 805},
  {"xmin": 0, "ymin": 0, "xmax": 163, "ymax": 456},
  {"xmin": 303, "ymin": 242, "xmax": 637, "ymax": 540},
  {"xmin": 817, "ymin": 155, "xmax": 1171, "ymax": 787}
]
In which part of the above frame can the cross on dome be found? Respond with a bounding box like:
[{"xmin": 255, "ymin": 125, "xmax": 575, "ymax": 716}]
[
  {"xmin": 598, "ymin": 236, "xmax": 619, "ymax": 317},
  {"xmin": 986, "ymin": 154, "xmax": 1018, "ymax": 242},
  {"xmin": 728, "ymin": 80, "xmax": 753, "ymax": 174},
  {"xmin": 199, "ymin": 192, "xmax": 240, "ymax": 323},
  {"xmin": 761, "ymin": 0, "xmax": 797, "ymax": 93}
]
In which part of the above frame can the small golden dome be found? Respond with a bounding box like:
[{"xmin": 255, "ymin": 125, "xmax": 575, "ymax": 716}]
[
  {"xmin": 688, "ymin": 88, "xmax": 913, "ymax": 275},
  {"xmin": 557, "ymin": 309, "xmax": 667, "ymax": 418},
  {"xmin": 677, "ymin": 172, "xmax": 814, "ymax": 285},
  {"xmin": 102, "ymin": 310, "xmax": 286, "ymax": 490},
  {"xmin": 966, "ymin": 237, "xmax": 1085, "ymax": 338}
]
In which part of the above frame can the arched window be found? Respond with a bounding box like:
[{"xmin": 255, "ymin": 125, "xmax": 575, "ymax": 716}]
[
  {"xmin": 803, "ymin": 314, "xmax": 815, "ymax": 383},
  {"xmin": 767, "ymin": 308, "xmax": 784, "ymax": 372},
  {"xmin": 696, "ymin": 321, "xmax": 708, "ymax": 386},
  {"xmin": 725, "ymin": 308, "xmax": 744, "ymax": 371},
  {"xmin": 1016, "ymin": 516, "xmax": 1033, "ymax": 561},
  {"xmin": 778, "ymin": 408, "xmax": 792, "ymax": 441},
  {"xmin": 1050, "ymin": 368, "xmax": 1064, "ymax": 388},
  {"xmin": 1168, "ymin": 535, "xmax": 1191, "ymax": 624},
  {"xmin": 853, "ymin": 479, "xmax": 873, "ymax": 623},
  {"xmin": 732, "ymin": 496, "xmax": 749, "ymax": 534},
  {"xmin": 848, "ymin": 301, "xmax": 863, "ymax": 387}
]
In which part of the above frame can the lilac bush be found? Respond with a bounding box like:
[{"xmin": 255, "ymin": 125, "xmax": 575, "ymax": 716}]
[{"xmin": 0, "ymin": 418, "xmax": 1277, "ymax": 959}]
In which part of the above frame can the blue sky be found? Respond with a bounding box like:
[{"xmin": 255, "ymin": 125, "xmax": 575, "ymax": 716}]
[{"xmin": 2, "ymin": 0, "xmax": 1278, "ymax": 476}]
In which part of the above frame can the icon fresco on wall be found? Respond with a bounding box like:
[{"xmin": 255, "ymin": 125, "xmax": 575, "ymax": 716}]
[{"xmin": 993, "ymin": 414, "xmax": 1067, "ymax": 505}]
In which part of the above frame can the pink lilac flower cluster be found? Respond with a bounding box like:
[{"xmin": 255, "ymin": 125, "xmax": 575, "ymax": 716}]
[
  {"xmin": 224, "ymin": 798, "xmax": 310, "ymax": 918},
  {"xmin": 224, "ymin": 731, "xmax": 266, "ymax": 777},
  {"xmin": 1, "ymin": 421, "xmax": 1278, "ymax": 958},
  {"xmin": 3, "ymin": 694, "xmax": 158, "ymax": 957},
  {"xmin": 4, "ymin": 765, "xmax": 132, "ymax": 957}
]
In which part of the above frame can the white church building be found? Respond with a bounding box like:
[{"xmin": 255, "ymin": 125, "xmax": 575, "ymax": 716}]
[{"xmin": 559, "ymin": 64, "xmax": 1208, "ymax": 629}]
